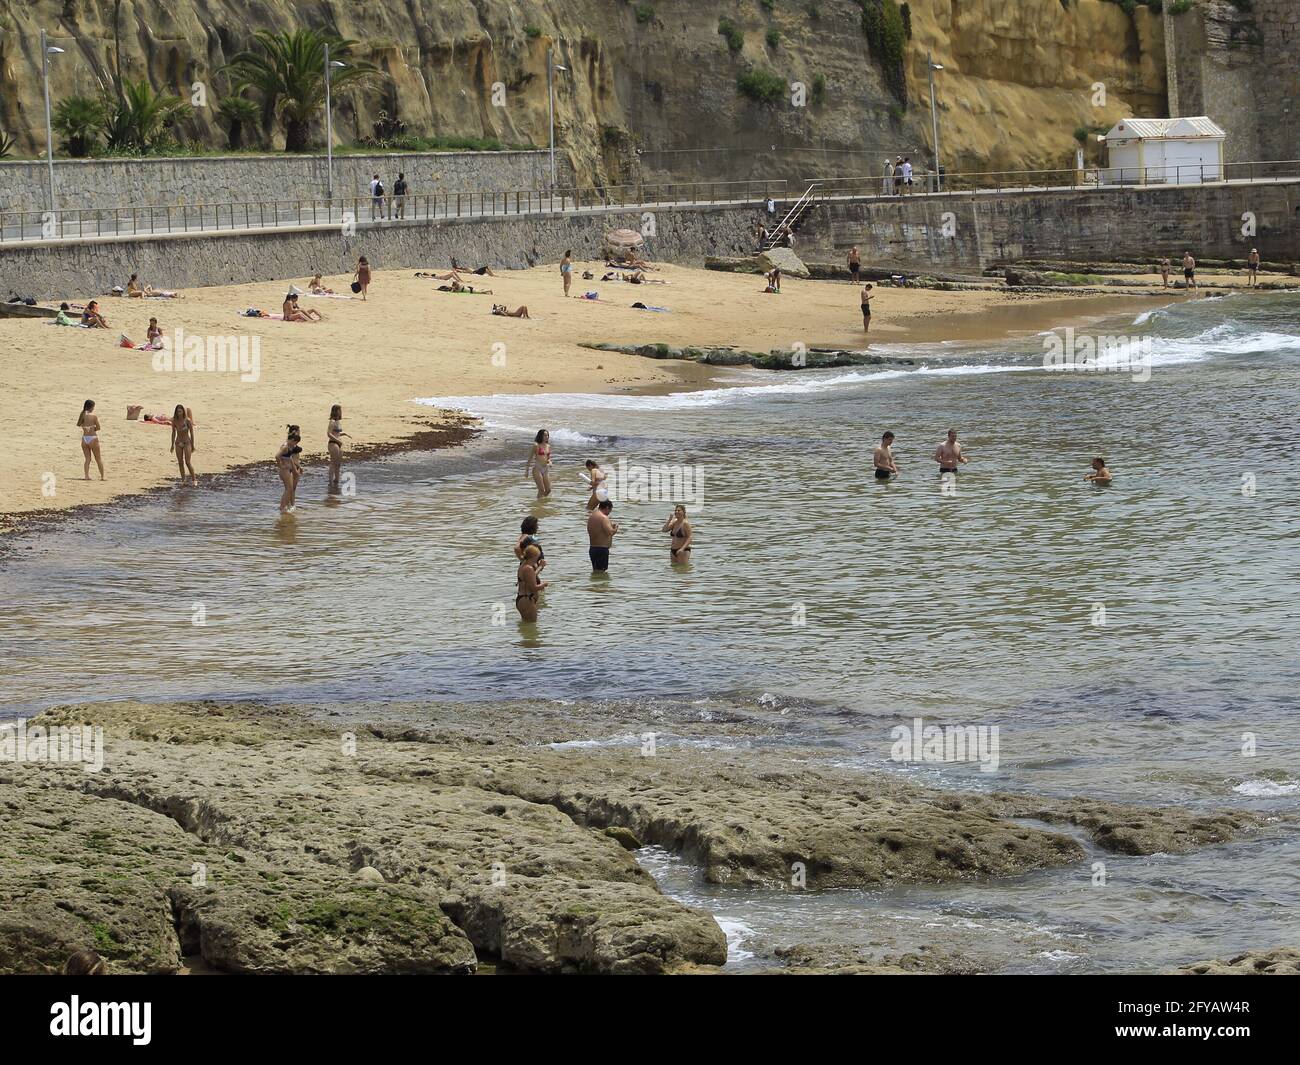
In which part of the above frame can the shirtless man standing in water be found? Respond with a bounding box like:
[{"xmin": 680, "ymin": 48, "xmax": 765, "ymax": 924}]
[
  {"xmin": 933, "ymin": 429, "xmax": 969, "ymax": 475},
  {"xmin": 586, "ymin": 499, "xmax": 619, "ymax": 573},
  {"xmin": 873, "ymin": 431, "xmax": 899, "ymax": 481}
]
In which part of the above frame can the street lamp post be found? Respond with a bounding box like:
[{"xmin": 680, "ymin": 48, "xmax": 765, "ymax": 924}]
[
  {"xmin": 324, "ymin": 45, "xmax": 345, "ymax": 201},
  {"xmin": 547, "ymin": 47, "xmax": 568, "ymax": 190},
  {"xmin": 41, "ymin": 29, "xmax": 65, "ymax": 221},
  {"xmin": 927, "ymin": 52, "xmax": 944, "ymax": 191}
]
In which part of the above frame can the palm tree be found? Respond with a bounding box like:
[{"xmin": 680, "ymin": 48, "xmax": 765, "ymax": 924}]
[
  {"xmin": 217, "ymin": 92, "xmax": 262, "ymax": 150},
  {"xmin": 223, "ymin": 29, "xmax": 382, "ymax": 152},
  {"xmin": 53, "ymin": 95, "xmax": 108, "ymax": 157},
  {"xmin": 102, "ymin": 79, "xmax": 187, "ymax": 152}
]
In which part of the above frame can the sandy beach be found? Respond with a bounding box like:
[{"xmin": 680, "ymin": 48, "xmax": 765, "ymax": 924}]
[{"xmin": 0, "ymin": 259, "xmax": 1173, "ymax": 529}]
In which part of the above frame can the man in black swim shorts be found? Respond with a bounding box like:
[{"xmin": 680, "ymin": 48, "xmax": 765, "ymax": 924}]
[
  {"xmin": 587, "ymin": 499, "xmax": 618, "ymax": 572},
  {"xmin": 873, "ymin": 430, "xmax": 898, "ymax": 480}
]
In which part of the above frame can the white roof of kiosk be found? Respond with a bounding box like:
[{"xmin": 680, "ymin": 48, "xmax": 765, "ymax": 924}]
[{"xmin": 1104, "ymin": 117, "xmax": 1226, "ymax": 143}]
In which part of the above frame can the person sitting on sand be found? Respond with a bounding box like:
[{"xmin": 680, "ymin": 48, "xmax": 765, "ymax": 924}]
[
  {"xmin": 82, "ymin": 300, "xmax": 109, "ymax": 328},
  {"xmin": 55, "ymin": 302, "xmax": 76, "ymax": 326},
  {"xmin": 282, "ymin": 293, "xmax": 322, "ymax": 322},
  {"xmin": 491, "ymin": 303, "xmax": 530, "ymax": 318},
  {"xmin": 126, "ymin": 273, "xmax": 180, "ymax": 299},
  {"xmin": 1084, "ymin": 456, "xmax": 1112, "ymax": 484},
  {"xmin": 308, "ymin": 273, "xmax": 335, "ymax": 295},
  {"xmin": 143, "ymin": 316, "xmax": 163, "ymax": 349}
]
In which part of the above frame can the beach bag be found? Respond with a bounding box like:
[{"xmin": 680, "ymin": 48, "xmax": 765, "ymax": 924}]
[{"xmin": 350, "ymin": 281, "xmax": 362, "ymax": 293}]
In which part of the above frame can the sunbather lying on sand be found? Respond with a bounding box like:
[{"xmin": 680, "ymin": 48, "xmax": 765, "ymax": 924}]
[
  {"xmin": 126, "ymin": 274, "xmax": 181, "ymax": 298},
  {"xmin": 491, "ymin": 304, "xmax": 530, "ymax": 318},
  {"xmin": 415, "ymin": 270, "xmax": 465, "ymax": 282},
  {"xmin": 438, "ymin": 280, "xmax": 491, "ymax": 294},
  {"xmin": 453, "ymin": 259, "xmax": 498, "ymax": 277},
  {"xmin": 308, "ymin": 274, "xmax": 335, "ymax": 295},
  {"xmin": 282, "ymin": 294, "xmax": 323, "ymax": 322}
]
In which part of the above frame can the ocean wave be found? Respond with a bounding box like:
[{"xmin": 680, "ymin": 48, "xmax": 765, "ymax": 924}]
[{"xmin": 1232, "ymin": 779, "xmax": 1300, "ymax": 798}]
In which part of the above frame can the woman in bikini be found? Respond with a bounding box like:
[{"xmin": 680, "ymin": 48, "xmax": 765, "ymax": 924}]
[
  {"xmin": 584, "ymin": 459, "xmax": 606, "ymax": 511},
  {"xmin": 662, "ymin": 504, "xmax": 693, "ymax": 563},
  {"xmin": 77, "ymin": 399, "xmax": 104, "ymax": 480},
  {"xmin": 515, "ymin": 544, "xmax": 547, "ymax": 622},
  {"xmin": 308, "ymin": 273, "xmax": 334, "ymax": 295},
  {"xmin": 514, "ymin": 515, "xmax": 546, "ymax": 575},
  {"xmin": 560, "ymin": 250, "xmax": 573, "ymax": 297},
  {"xmin": 327, "ymin": 404, "xmax": 350, "ymax": 489},
  {"xmin": 145, "ymin": 317, "xmax": 163, "ymax": 349},
  {"xmin": 275, "ymin": 425, "xmax": 304, "ymax": 512},
  {"xmin": 169, "ymin": 404, "xmax": 198, "ymax": 486},
  {"xmin": 525, "ymin": 429, "xmax": 553, "ymax": 498},
  {"xmin": 82, "ymin": 301, "xmax": 109, "ymax": 328},
  {"xmin": 282, "ymin": 293, "xmax": 322, "ymax": 322}
]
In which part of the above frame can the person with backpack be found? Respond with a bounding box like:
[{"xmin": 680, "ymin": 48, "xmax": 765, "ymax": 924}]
[
  {"xmin": 392, "ymin": 173, "xmax": 408, "ymax": 219},
  {"xmin": 369, "ymin": 174, "xmax": 386, "ymax": 220}
]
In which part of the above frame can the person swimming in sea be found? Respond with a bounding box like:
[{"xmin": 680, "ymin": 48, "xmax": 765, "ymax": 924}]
[
  {"xmin": 526, "ymin": 429, "xmax": 553, "ymax": 498},
  {"xmin": 515, "ymin": 515, "xmax": 547, "ymax": 574},
  {"xmin": 662, "ymin": 504, "xmax": 693, "ymax": 563},
  {"xmin": 1084, "ymin": 456, "xmax": 1113, "ymax": 484},
  {"xmin": 516, "ymin": 544, "xmax": 547, "ymax": 622},
  {"xmin": 584, "ymin": 460, "xmax": 607, "ymax": 510},
  {"xmin": 276, "ymin": 425, "xmax": 303, "ymax": 512},
  {"xmin": 873, "ymin": 431, "xmax": 898, "ymax": 480}
]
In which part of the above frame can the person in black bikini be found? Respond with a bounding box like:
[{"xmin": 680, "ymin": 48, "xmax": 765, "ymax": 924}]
[
  {"xmin": 275, "ymin": 425, "xmax": 303, "ymax": 512},
  {"xmin": 515, "ymin": 515, "xmax": 547, "ymax": 574},
  {"xmin": 515, "ymin": 544, "xmax": 546, "ymax": 622},
  {"xmin": 662, "ymin": 505, "xmax": 693, "ymax": 563}
]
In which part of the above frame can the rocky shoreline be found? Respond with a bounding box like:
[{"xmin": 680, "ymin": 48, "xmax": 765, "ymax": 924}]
[{"xmin": 1, "ymin": 699, "xmax": 1288, "ymax": 975}]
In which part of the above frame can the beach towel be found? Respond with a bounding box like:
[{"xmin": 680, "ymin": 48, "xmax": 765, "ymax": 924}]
[
  {"xmin": 305, "ymin": 292, "xmax": 354, "ymax": 299},
  {"xmin": 582, "ymin": 291, "xmax": 600, "ymax": 300},
  {"xmin": 631, "ymin": 303, "xmax": 670, "ymax": 312}
]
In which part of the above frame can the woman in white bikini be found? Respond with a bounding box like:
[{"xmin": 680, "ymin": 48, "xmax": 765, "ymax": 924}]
[
  {"xmin": 327, "ymin": 404, "xmax": 350, "ymax": 489},
  {"xmin": 525, "ymin": 429, "xmax": 553, "ymax": 498},
  {"xmin": 276, "ymin": 425, "xmax": 303, "ymax": 512},
  {"xmin": 77, "ymin": 399, "xmax": 104, "ymax": 480},
  {"xmin": 169, "ymin": 404, "xmax": 198, "ymax": 486},
  {"xmin": 584, "ymin": 459, "xmax": 606, "ymax": 510}
]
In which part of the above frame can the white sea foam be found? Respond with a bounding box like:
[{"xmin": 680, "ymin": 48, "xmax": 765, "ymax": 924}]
[
  {"xmin": 717, "ymin": 918, "xmax": 757, "ymax": 962},
  {"xmin": 414, "ymin": 324, "xmax": 1294, "ymax": 424},
  {"xmin": 1233, "ymin": 779, "xmax": 1300, "ymax": 798}
]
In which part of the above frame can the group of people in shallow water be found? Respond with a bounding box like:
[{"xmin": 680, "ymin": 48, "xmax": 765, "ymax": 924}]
[
  {"xmin": 274, "ymin": 406, "xmax": 350, "ymax": 512},
  {"xmin": 512, "ymin": 429, "xmax": 695, "ymax": 622},
  {"xmin": 870, "ymin": 427, "xmax": 1112, "ymax": 484}
]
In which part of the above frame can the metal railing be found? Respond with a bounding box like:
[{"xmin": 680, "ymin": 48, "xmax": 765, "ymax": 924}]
[
  {"xmin": 803, "ymin": 159, "xmax": 1300, "ymax": 199},
  {"xmin": 0, "ymin": 178, "xmax": 789, "ymax": 245},
  {"xmin": 2, "ymin": 159, "xmax": 1298, "ymax": 245}
]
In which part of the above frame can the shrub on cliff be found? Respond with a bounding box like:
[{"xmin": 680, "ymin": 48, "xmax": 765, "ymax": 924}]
[
  {"xmin": 718, "ymin": 18, "xmax": 744, "ymax": 54},
  {"xmin": 224, "ymin": 30, "xmax": 383, "ymax": 152},
  {"xmin": 859, "ymin": 0, "xmax": 907, "ymax": 104},
  {"xmin": 100, "ymin": 79, "xmax": 187, "ymax": 154},
  {"xmin": 52, "ymin": 95, "xmax": 107, "ymax": 158},
  {"xmin": 737, "ymin": 68, "xmax": 786, "ymax": 104}
]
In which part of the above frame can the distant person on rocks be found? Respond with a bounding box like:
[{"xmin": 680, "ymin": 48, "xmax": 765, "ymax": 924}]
[
  {"xmin": 848, "ymin": 245, "xmax": 861, "ymax": 283},
  {"xmin": 873, "ymin": 430, "xmax": 899, "ymax": 481},
  {"xmin": 587, "ymin": 499, "xmax": 619, "ymax": 574},
  {"xmin": 1182, "ymin": 251, "xmax": 1197, "ymax": 291},
  {"xmin": 1247, "ymin": 247, "xmax": 1260, "ymax": 287},
  {"xmin": 392, "ymin": 172, "xmax": 408, "ymax": 219}
]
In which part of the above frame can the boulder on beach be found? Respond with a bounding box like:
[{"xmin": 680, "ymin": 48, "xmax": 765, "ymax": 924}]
[{"xmin": 758, "ymin": 247, "xmax": 810, "ymax": 278}]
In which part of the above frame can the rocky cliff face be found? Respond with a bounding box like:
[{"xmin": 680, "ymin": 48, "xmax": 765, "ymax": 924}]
[{"xmin": 0, "ymin": 1, "xmax": 1183, "ymax": 184}]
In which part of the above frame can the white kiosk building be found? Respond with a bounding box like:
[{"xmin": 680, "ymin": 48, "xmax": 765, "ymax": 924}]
[{"xmin": 1101, "ymin": 117, "xmax": 1226, "ymax": 185}]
